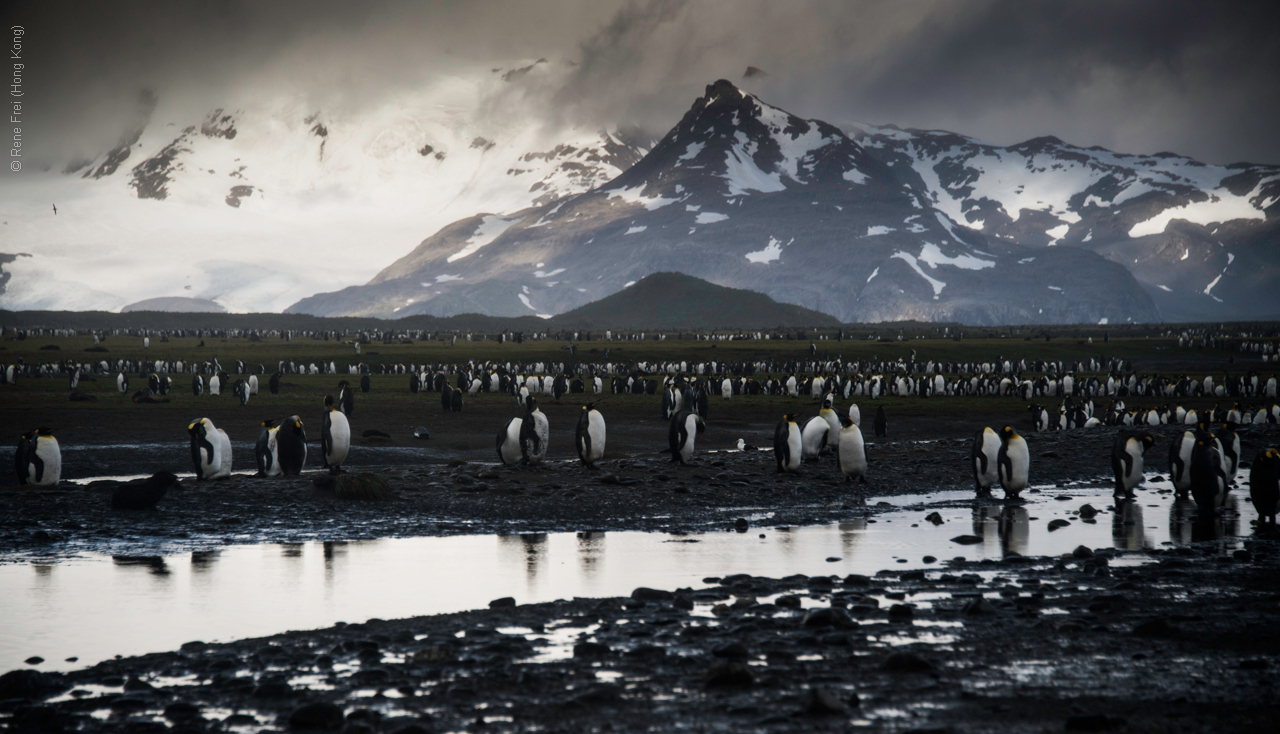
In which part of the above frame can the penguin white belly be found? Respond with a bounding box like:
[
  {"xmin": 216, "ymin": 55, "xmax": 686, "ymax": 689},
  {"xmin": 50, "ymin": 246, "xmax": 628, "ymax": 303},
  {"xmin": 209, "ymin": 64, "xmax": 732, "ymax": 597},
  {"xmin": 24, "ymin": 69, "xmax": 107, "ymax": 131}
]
[
  {"xmin": 326, "ymin": 411, "xmax": 351, "ymax": 467},
  {"xmin": 499, "ymin": 418, "xmax": 523, "ymax": 466},
  {"xmin": 212, "ymin": 429, "xmax": 232, "ymax": 479},
  {"xmin": 1121, "ymin": 439, "xmax": 1145, "ymax": 493},
  {"xmin": 264, "ymin": 427, "xmax": 282, "ymax": 478},
  {"xmin": 585, "ymin": 411, "xmax": 606, "ymax": 464},
  {"xmin": 1183, "ymin": 410, "xmax": 1197, "ymax": 425},
  {"xmin": 209, "ymin": 375, "xmax": 221, "ymax": 396},
  {"xmin": 800, "ymin": 418, "xmax": 829, "ymax": 461},
  {"xmin": 30, "ymin": 436, "xmax": 62, "ymax": 486},
  {"xmin": 679, "ymin": 413, "xmax": 699, "ymax": 462},
  {"xmin": 848, "ymin": 403, "xmax": 861, "ymax": 426},
  {"xmin": 838, "ymin": 425, "xmax": 866, "ymax": 479},
  {"xmin": 1001, "ymin": 437, "xmax": 1029, "ymax": 495},
  {"xmin": 820, "ymin": 409, "xmax": 840, "ymax": 442},
  {"xmin": 248, "ymin": 375, "xmax": 258, "ymax": 394},
  {"xmin": 721, "ymin": 379, "xmax": 732, "ymax": 399},
  {"xmin": 1171, "ymin": 434, "xmax": 1195, "ymax": 493},
  {"xmin": 974, "ymin": 430, "xmax": 1000, "ymax": 491},
  {"xmin": 784, "ymin": 425, "xmax": 802, "ymax": 471}
]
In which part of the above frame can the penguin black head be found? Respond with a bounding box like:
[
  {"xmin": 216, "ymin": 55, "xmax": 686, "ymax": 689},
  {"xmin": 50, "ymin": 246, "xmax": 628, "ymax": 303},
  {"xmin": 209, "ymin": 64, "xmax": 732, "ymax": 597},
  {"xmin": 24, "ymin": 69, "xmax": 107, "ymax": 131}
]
[
  {"xmin": 526, "ymin": 396, "xmax": 538, "ymax": 413},
  {"xmin": 261, "ymin": 418, "xmax": 277, "ymax": 428},
  {"xmin": 324, "ymin": 395, "xmax": 335, "ymax": 409},
  {"xmin": 187, "ymin": 418, "xmax": 206, "ymax": 436},
  {"xmin": 1000, "ymin": 425, "xmax": 1019, "ymax": 440},
  {"xmin": 338, "ymin": 380, "xmax": 350, "ymax": 388},
  {"xmin": 1138, "ymin": 433, "xmax": 1156, "ymax": 451},
  {"xmin": 36, "ymin": 427, "xmax": 54, "ymax": 437},
  {"xmin": 784, "ymin": 413, "xmax": 799, "ymax": 424},
  {"xmin": 583, "ymin": 402, "xmax": 597, "ymax": 411},
  {"xmin": 838, "ymin": 414, "xmax": 854, "ymax": 428}
]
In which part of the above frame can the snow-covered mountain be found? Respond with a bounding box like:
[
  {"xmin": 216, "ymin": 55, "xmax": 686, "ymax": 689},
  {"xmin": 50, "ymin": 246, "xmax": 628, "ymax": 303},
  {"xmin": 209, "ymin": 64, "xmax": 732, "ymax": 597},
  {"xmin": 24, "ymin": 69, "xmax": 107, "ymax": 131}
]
[
  {"xmin": 848, "ymin": 126, "xmax": 1280, "ymax": 321},
  {"xmin": 0, "ymin": 61, "xmax": 649, "ymax": 313},
  {"xmin": 291, "ymin": 80, "xmax": 1159, "ymax": 325}
]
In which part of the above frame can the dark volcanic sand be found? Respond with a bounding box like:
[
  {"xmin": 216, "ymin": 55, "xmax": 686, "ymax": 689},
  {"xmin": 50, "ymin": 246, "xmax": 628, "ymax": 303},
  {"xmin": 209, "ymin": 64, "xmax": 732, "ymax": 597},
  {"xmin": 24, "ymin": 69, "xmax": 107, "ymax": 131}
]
[
  {"xmin": 3, "ymin": 405, "xmax": 1279, "ymax": 732},
  {"xmin": 2, "ymin": 544, "xmax": 1277, "ymax": 733}
]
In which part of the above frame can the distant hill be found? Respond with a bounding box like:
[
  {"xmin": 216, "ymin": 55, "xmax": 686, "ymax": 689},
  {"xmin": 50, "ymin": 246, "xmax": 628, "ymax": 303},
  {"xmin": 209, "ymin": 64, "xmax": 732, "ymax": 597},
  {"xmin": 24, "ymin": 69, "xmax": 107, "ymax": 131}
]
[
  {"xmin": 122, "ymin": 297, "xmax": 227, "ymax": 313},
  {"xmin": 548, "ymin": 272, "xmax": 841, "ymax": 329}
]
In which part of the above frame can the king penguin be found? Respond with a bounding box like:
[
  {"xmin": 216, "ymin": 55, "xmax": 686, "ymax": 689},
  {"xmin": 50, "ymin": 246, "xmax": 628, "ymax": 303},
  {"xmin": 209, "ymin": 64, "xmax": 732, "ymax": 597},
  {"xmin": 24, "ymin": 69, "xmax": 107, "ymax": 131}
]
[
  {"xmin": 847, "ymin": 402, "xmax": 861, "ymax": 427},
  {"xmin": 1188, "ymin": 428, "xmax": 1228, "ymax": 516},
  {"xmin": 668, "ymin": 409, "xmax": 705, "ymax": 465},
  {"xmin": 971, "ymin": 426, "xmax": 1001, "ymax": 496},
  {"xmin": 1169, "ymin": 428, "xmax": 1198, "ymax": 497},
  {"xmin": 276, "ymin": 415, "xmax": 307, "ymax": 476},
  {"xmin": 818, "ymin": 394, "xmax": 840, "ymax": 441},
  {"xmin": 575, "ymin": 402, "xmax": 606, "ymax": 468},
  {"xmin": 774, "ymin": 413, "xmax": 802, "ymax": 474},
  {"xmin": 321, "ymin": 395, "xmax": 351, "ymax": 475},
  {"xmin": 337, "ymin": 381, "xmax": 354, "ymax": 417},
  {"xmin": 1249, "ymin": 446, "xmax": 1280, "ymax": 525},
  {"xmin": 1214, "ymin": 424, "xmax": 1241, "ymax": 486},
  {"xmin": 497, "ymin": 415, "xmax": 524, "ymax": 466},
  {"xmin": 1111, "ymin": 432, "xmax": 1155, "ymax": 499},
  {"xmin": 16, "ymin": 427, "xmax": 61, "ymax": 486},
  {"xmin": 188, "ymin": 417, "xmax": 230, "ymax": 480},
  {"xmin": 519, "ymin": 396, "xmax": 550, "ymax": 465},
  {"xmin": 873, "ymin": 406, "xmax": 887, "ymax": 438},
  {"xmin": 837, "ymin": 414, "xmax": 867, "ymax": 483},
  {"xmin": 996, "ymin": 425, "xmax": 1029, "ymax": 500},
  {"xmin": 800, "ymin": 415, "xmax": 829, "ymax": 462},
  {"xmin": 254, "ymin": 419, "xmax": 282, "ymax": 478}
]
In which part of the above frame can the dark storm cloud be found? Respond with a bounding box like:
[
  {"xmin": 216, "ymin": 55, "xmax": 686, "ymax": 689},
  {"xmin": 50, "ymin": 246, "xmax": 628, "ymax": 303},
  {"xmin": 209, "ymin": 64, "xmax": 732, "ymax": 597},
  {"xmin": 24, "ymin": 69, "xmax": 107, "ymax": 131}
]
[{"xmin": 6, "ymin": 0, "xmax": 1277, "ymax": 168}]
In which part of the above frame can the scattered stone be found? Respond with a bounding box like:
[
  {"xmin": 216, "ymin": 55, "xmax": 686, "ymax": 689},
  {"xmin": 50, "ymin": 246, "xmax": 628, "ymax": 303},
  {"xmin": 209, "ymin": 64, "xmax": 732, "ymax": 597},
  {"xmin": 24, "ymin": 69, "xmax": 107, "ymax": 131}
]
[
  {"xmin": 1073, "ymin": 545, "xmax": 1095, "ymax": 559},
  {"xmin": 962, "ymin": 597, "xmax": 997, "ymax": 616},
  {"xmin": 289, "ymin": 701, "xmax": 344, "ymax": 730},
  {"xmin": 23, "ymin": 657, "xmax": 43, "ymax": 665},
  {"xmin": 923, "ymin": 556, "xmax": 937, "ymax": 564},
  {"xmin": 801, "ymin": 687, "xmax": 848, "ymax": 715},
  {"xmin": 632, "ymin": 587, "xmax": 674, "ymax": 601},
  {"xmin": 803, "ymin": 607, "xmax": 856, "ymax": 629},
  {"xmin": 882, "ymin": 652, "xmax": 932, "ymax": 673},
  {"xmin": 1048, "ymin": 519, "xmax": 1071, "ymax": 531},
  {"xmin": 925, "ymin": 512, "xmax": 943, "ymax": 525},
  {"xmin": 488, "ymin": 597, "xmax": 516, "ymax": 609},
  {"xmin": 734, "ymin": 518, "xmax": 749, "ymax": 530},
  {"xmin": 573, "ymin": 642, "xmax": 611, "ymax": 659},
  {"xmin": 1065, "ymin": 714, "xmax": 1126, "ymax": 731},
  {"xmin": 1078, "ymin": 504, "xmax": 1098, "ymax": 519},
  {"xmin": 705, "ymin": 661, "xmax": 754, "ymax": 689},
  {"xmin": 887, "ymin": 604, "xmax": 914, "ymax": 622},
  {"xmin": 712, "ymin": 642, "xmax": 748, "ymax": 659},
  {"xmin": 950, "ymin": 535, "xmax": 983, "ymax": 545}
]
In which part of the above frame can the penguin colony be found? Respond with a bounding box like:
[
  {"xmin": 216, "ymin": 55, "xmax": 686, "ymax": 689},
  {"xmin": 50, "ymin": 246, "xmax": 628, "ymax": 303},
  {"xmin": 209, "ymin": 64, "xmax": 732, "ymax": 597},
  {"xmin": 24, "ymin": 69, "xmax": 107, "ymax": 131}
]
[{"xmin": 8, "ymin": 331, "xmax": 1280, "ymax": 535}]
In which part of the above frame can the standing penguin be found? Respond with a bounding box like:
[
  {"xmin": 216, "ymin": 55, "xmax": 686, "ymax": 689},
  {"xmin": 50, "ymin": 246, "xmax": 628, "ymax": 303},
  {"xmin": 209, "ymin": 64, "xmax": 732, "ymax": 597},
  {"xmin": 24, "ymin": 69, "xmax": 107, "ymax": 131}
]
[
  {"xmin": 873, "ymin": 406, "xmax": 887, "ymax": 438},
  {"xmin": 1111, "ymin": 432, "xmax": 1155, "ymax": 499},
  {"xmin": 248, "ymin": 374, "xmax": 258, "ymax": 395},
  {"xmin": 360, "ymin": 374, "xmax": 371, "ymax": 393},
  {"xmin": 847, "ymin": 403, "xmax": 861, "ymax": 427},
  {"xmin": 209, "ymin": 373, "xmax": 221, "ymax": 396},
  {"xmin": 1249, "ymin": 447, "xmax": 1280, "ymax": 525},
  {"xmin": 773, "ymin": 413, "xmax": 802, "ymax": 473},
  {"xmin": 117, "ymin": 373, "xmax": 129, "ymax": 394},
  {"xmin": 276, "ymin": 416, "xmax": 307, "ymax": 476},
  {"xmin": 1169, "ymin": 429, "xmax": 1198, "ymax": 497},
  {"xmin": 441, "ymin": 383, "xmax": 455, "ymax": 412},
  {"xmin": 337, "ymin": 381, "xmax": 354, "ymax": 417},
  {"xmin": 1188, "ymin": 430, "xmax": 1228, "ymax": 516},
  {"xmin": 254, "ymin": 419, "xmax": 282, "ymax": 478},
  {"xmin": 268, "ymin": 372, "xmax": 281, "ymax": 395},
  {"xmin": 837, "ymin": 414, "xmax": 867, "ymax": 483},
  {"xmin": 16, "ymin": 428, "xmax": 60, "ymax": 486},
  {"xmin": 971, "ymin": 427, "xmax": 1001, "ymax": 496},
  {"xmin": 575, "ymin": 402, "xmax": 606, "ymax": 468},
  {"xmin": 668, "ymin": 409, "xmax": 705, "ymax": 465},
  {"xmin": 996, "ymin": 425, "xmax": 1029, "ymax": 500},
  {"xmin": 234, "ymin": 379, "xmax": 250, "ymax": 406},
  {"xmin": 192, "ymin": 374, "xmax": 204, "ymax": 396},
  {"xmin": 450, "ymin": 386, "xmax": 464, "ymax": 412},
  {"xmin": 520, "ymin": 397, "xmax": 550, "ymax": 465},
  {"xmin": 1214, "ymin": 424, "xmax": 1241, "ymax": 486},
  {"xmin": 818, "ymin": 394, "xmax": 840, "ymax": 440},
  {"xmin": 321, "ymin": 395, "xmax": 351, "ymax": 475},
  {"xmin": 497, "ymin": 416, "xmax": 524, "ymax": 466},
  {"xmin": 800, "ymin": 416, "xmax": 829, "ymax": 462},
  {"xmin": 188, "ymin": 418, "xmax": 229, "ymax": 480}
]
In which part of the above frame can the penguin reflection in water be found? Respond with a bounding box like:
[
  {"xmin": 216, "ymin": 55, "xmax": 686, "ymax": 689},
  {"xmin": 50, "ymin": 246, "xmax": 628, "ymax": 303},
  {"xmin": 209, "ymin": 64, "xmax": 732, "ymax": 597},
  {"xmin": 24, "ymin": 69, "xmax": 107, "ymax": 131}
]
[
  {"xmin": 16, "ymin": 427, "xmax": 61, "ymax": 486},
  {"xmin": 575, "ymin": 402, "xmax": 606, "ymax": 468},
  {"xmin": 321, "ymin": 395, "xmax": 351, "ymax": 475},
  {"xmin": 668, "ymin": 409, "xmax": 705, "ymax": 466}
]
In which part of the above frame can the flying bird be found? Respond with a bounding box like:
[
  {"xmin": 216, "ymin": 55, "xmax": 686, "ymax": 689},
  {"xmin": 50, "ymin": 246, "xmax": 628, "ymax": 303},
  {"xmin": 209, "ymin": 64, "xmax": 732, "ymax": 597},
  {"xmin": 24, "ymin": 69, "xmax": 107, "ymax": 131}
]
[{"xmin": 52, "ymin": 203, "xmax": 57, "ymax": 215}]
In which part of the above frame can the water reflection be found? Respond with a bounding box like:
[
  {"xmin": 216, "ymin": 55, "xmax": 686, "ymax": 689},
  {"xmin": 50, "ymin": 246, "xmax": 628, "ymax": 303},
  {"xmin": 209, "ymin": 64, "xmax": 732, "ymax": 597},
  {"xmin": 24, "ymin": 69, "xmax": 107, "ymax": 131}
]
[
  {"xmin": 112, "ymin": 556, "xmax": 170, "ymax": 577},
  {"xmin": 1111, "ymin": 500, "xmax": 1146, "ymax": 551},
  {"xmin": 0, "ymin": 479, "xmax": 1261, "ymax": 674}
]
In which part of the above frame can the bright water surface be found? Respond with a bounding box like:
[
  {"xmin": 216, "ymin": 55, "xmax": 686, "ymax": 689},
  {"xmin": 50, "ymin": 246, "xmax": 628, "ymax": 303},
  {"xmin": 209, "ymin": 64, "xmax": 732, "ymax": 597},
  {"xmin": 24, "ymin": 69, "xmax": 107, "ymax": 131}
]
[{"xmin": 0, "ymin": 476, "xmax": 1257, "ymax": 673}]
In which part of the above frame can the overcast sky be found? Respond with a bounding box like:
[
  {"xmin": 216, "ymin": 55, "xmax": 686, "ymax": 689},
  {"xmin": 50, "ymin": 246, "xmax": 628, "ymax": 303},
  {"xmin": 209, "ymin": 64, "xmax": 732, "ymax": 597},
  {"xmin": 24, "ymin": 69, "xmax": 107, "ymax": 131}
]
[{"xmin": 8, "ymin": 0, "xmax": 1279, "ymax": 167}]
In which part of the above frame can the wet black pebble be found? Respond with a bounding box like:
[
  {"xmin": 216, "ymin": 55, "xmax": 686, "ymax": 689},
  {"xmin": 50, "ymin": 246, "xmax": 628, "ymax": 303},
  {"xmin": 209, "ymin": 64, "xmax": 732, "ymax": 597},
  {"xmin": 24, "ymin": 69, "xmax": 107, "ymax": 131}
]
[
  {"xmin": 802, "ymin": 687, "xmax": 849, "ymax": 715},
  {"xmin": 1078, "ymin": 504, "xmax": 1098, "ymax": 519},
  {"xmin": 488, "ymin": 597, "xmax": 516, "ymax": 609},
  {"xmin": 705, "ymin": 661, "xmax": 754, "ymax": 689},
  {"xmin": 925, "ymin": 512, "xmax": 944, "ymax": 525},
  {"xmin": 923, "ymin": 556, "xmax": 937, "ymax": 564},
  {"xmin": 1048, "ymin": 519, "xmax": 1070, "ymax": 531},
  {"xmin": 887, "ymin": 604, "xmax": 914, "ymax": 622},
  {"xmin": 288, "ymin": 702, "xmax": 344, "ymax": 730},
  {"xmin": 882, "ymin": 652, "xmax": 932, "ymax": 673},
  {"xmin": 23, "ymin": 657, "xmax": 43, "ymax": 665},
  {"xmin": 950, "ymin": 535, "xmax": 983, "ymax": 545}
]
